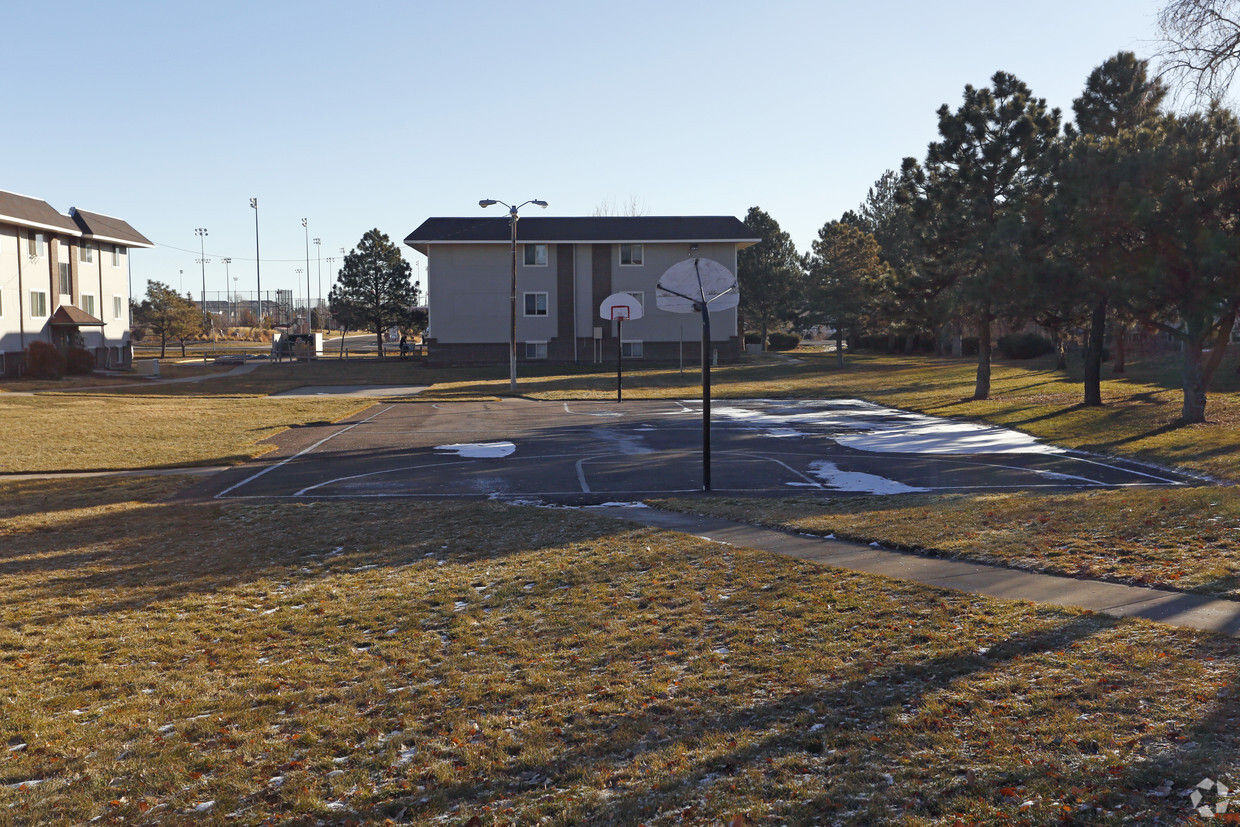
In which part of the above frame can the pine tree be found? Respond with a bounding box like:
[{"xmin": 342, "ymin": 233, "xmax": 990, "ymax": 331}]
[
  {"xmin": 737, "ymin": 207, "xmax": 802, "ymax": 350},
  {"xmin": 328, "ymin": 229, "xmax": 419, "ymax": 357},
  {"xmin": 901, "ymin": 71, "xmax": 1060, "ymax": 399}
]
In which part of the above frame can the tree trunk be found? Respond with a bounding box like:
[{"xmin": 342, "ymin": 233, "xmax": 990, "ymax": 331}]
[
  {"xmin": 1083, "ymin": 298, "xmax": 1106, "ymax": 406},
  {"xmin": 973, "ymin": 319, "xmax": 992, "ymax": 401},
  {"xmin": 1051, "ymin": 328, "xmax": 1067, "ymax": 371},
  {"xmin": 180, "ymin": 339, "xmax": 187, "ymax": 358},
  {"xmin": 951, "ymin": 323, "xmax": 963, "ymax": 358},
  {"xmin": 1113, "ymin": 320, "xmax": 1127, "ymax": 374},
  {"xmin": 886, "ymin": 332, "xmax": 896, "ymax": 354},
  {"xmin": 1181, "ymin": 340, "xmax": 1207, "ymax": 423},
  {"xmin": 160, "ymin": 333, "xmax": 167, "ymax": 359},
  {"xmin": 761, "ymin": 322, "xmax": 769, "ymax": 352},
  {"xmin": 1201, "ymin": 308, "xmax": 1236, "ymax": 389},
  {"xmin": 904, "ymin": 334, "xmax": 915, "ymax": 354},
  {"xmin": 835, "ymin": 329, "xmax": 844, "ymax": 367},
  {"xmin": 376, "ymin": 327, "xmax": 385, "ymax": 358}
]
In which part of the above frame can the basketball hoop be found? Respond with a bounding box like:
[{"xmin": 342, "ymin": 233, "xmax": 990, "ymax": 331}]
[{"xmin": 600, "ymin": 293, "xmax": 644, "ymax": 402}]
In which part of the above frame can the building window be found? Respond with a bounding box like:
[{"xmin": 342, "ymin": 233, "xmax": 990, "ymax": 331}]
[
  {"xmin": 27, "ymin": 233, "xmax": 45, "ymax": 257},
  {"xmin": 523, "ymin": 244, "xmax": 547, "ymax": 267},
  {"xmin": 621, "ymin": 340, "xmax": 644, "ymax": 359},
  {"xmin": 113, "ymin": 245, "xmax": 124, "ymax": 267},
  {"xmin": 80, "ymin": 243, "xmax": 93, "ymax": 264},
  {"xmin": 81, "ymin": 293, "xmax": 96, "ymax": 318},
  {"xmin": 30, "ymin": 290, "xmax": 47, "ymax": 318},
  {"xmin": 524, "ymin": 341, "xmax": 547, "ymax": 359},
  {"xmin": 113, "ymin": 295, "xmax": 124, "ymax": 320},
  {"xmin": 621, "ymin": 290, "xmax": 644, "ymax": 310},
  {"xmin": 523, "ymin": 292, "xmax": 548, "ymax": 316},
  {"xmin": 59, "ymin": 263, "xmax": 72, "ymax": 296},
  {"xmin": 620, "ymin": 243, "xmax": 643, "ymax": 266}
]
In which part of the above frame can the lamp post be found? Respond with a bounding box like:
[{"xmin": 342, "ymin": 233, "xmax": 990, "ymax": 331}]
[
  {"xmin": 194, "ymin": 228, "xmax": 209, "ymax": 331},
  {"xmin": 478, "ymin": 198, "xmax": 548, "ymax": 392},
  {"xmin": 301, "ymin": 219, "xmax": 311, "ymax": 332},
  {"xmin": 221, "ymin": 258, "xmax": 232, "ymax": 326},
  {"xmin": 313, "ymin": 237, "xmax": 321, "ymax": 330},
  {"xmin": 233, "ymin": 275, "xmax": 239, "ymax": 325},
  {"xmin": 250, "ymin": 198, "xmax": 262, "ymax": 324},
  {"xmin": 295, "ymin": 268, "xmax": 304, "ymax": 331}
]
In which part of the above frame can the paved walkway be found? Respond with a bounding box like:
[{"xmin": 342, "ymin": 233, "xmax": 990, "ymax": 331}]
[{"xmin": 591, "ymin": 506, "xmax": 1240, "ymax": 637}]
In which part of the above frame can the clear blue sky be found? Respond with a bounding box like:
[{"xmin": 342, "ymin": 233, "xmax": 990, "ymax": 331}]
[{"xmin": 3, "ymin": 0, "xmax": 1169, "ymax": 304}]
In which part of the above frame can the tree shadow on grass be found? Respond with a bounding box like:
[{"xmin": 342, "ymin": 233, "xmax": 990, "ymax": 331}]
[{"xmin": 347, "ymin": 614, "xmax": 1145, "ymax": 825}]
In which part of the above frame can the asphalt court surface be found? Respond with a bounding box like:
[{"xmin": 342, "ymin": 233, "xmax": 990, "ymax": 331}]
[{"xmin": 204, "ymin": 398, "xmax": 1200, "ymax": 505}]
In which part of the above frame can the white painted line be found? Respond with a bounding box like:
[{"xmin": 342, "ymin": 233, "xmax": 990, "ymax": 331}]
[
  {"xmin": 214, "ymin": 405, "xmax": 395, "ymax": 499},
  {"xmin": 1061, "ymin": 453, "xmax": 1183, "ymax": 484},
  {"xmin": 294, "ymin": 460, "xmax": 466, "ymax": 496}
]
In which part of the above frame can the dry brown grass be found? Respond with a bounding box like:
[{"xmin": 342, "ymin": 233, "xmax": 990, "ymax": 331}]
[{"xmin": 2, "ymin": 478, "xmax": 1239, "ymax": 825}]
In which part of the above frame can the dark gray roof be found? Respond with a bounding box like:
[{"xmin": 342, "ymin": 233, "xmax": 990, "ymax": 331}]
[
  {"xmin": 405, "ymin": 216, "xmax": 759, "ymax": 253},
  {"xmin": 0, "ymin": 190, "xmax": 81, "ymax": 235},
  {"xmin": 70, "ymin": 208, "xmax": 154, "ymax": 248}
]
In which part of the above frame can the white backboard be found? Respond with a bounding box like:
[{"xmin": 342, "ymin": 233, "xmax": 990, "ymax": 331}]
[
  {"xmin": 655, "ymin": 257, "xmax": 739, "ymax": 314},
  {"xmin": 600, "ymin": 291, "xmax": 644, "ymax": 321}
]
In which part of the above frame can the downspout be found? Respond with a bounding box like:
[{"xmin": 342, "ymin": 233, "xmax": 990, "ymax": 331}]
[
  {"xmin": 16, "ymin": 231, "xmax": 25, "ymax": 351},
  {"xmin": 572, "ymin": 243, "xmax": 578, "ymax": 363}
]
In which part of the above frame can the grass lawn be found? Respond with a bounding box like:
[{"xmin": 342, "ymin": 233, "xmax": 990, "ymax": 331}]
[{"xmin": 3, "ymin": 477, "xmax": 1239, "ymax": 825}]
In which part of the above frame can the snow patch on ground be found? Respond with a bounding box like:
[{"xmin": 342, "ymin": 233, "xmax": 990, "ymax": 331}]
[
  {"xmin": 807, "ymin": 461, "xmax": 930, "ymax": 494},
  {"xmin": 435, "ymin": 441, "xmax": 516, "ymax": 458},
  {"xmin": 708, "ymin": 400, "xmax": 1061, "ymax": 455}
]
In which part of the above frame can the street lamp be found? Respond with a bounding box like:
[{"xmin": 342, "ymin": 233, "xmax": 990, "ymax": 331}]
[
  {"xmin": 478, "ymin": 198, "xmax": 548, "ymax": 392},
  {"xmin": 250, "ymin": 198, "xmax": 262, "ymax": 324},
  {"xmin": 313, "ymin": 237, "xmax": 321, "ymax": 330},
  {"xmin": 301, "ymin": 219, "xmax": 311, "ymax": 332},
  {"xmin": 194, "ymin": 228, "xmax": 209, "ymax": 330}
]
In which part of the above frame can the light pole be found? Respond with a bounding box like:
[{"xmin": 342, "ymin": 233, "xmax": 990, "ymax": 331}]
[
  {"xmin": 233, "ymin": 275, "xmax": 239, "ymax": 325},
  {"xmin": 324, "ymin": 256, "xmax": 335, "ymax": 329},
  {"xmin": 221, "ymin": 258, "xmax": 232, "ymax": 326},
  {"xmin": 194, "ymin": 228, "xmax": 210, "ymax": 333},
  {"xmin": 250, "ymin": 198, "xmax": 262, "ymax": 324},
  {"xmin": 313, "ymin": 237, "xmax": 321, "ymax": 330},
  {"xmin": 295, "ymin": 268, "xmax": 304, "ymax": 330},
  {"xmin": 478, "ymin": 198, "xmax": 548, "ymax": 392},
  {"xmin": 301, "ymin": 219, "xmax": 311, "ymax": 332}
]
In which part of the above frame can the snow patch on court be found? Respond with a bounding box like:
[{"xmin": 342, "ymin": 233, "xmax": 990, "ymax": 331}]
[
  {"xmin": 435, "ymin": 442, "xmax": 516, "ymax": 458},
  {"xmin": 806, "ymin": 461, "xmax": 930, "ymax": 494},
  {"xmin": 707, "ymin": 400, "xmax": 1061, "ymax": 455}
]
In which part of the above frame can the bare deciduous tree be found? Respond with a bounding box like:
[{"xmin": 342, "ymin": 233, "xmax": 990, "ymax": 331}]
[{"xmin": 1157, "ymin": 0, "xmax": 1240, "ymax": 99}]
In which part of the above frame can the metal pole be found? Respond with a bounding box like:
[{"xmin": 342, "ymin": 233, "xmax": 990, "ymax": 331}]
[
  {"xmin": 251, "ymin": 198, "xmax": 262, "ymax": 325},
  {"xmin": 617, "ymin": 317, "xmax": 623, "ymax": 402},
  {"xmin": 302, "ymin": 219, "xmax": 310, "ymax": 332},
  {"xmin": 509, "ymin": 206, "xmax": 518, "ymax": 393},
  {"xmin": 701, "ymin": 302, "xmax": 711, "ymax": 491},
  {"xmin": 314, "ymin": 238, "xmax": 321, "ymax": 331}
]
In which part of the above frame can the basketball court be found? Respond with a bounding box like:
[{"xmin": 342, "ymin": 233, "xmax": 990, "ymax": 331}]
[{"xmin": 203, "ymin": 398, "xmax": 1198, "ymax": 505}]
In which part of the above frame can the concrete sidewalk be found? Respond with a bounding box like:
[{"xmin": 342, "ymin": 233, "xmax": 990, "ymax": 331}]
[{"xmin": 591, "ymin": 506, "xmax": 1240, "ymax": 637}]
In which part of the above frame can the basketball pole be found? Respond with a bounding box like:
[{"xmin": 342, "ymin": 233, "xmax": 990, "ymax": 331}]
[
  {"xmin": 617, "ymin": 317, "xmax": 623, "ymax": 402},
  {"xmin": 700, "ymin": 300, "xmax": 711, "ymax": 491}
]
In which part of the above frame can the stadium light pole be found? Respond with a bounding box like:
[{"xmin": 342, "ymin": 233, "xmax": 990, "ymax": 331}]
[
  {"xmin": 194, "ymin": 228, "xmax": 209, "ymax": 333},
  {"xmin": 478, "ymin": 198, "xmax": 548, "ymax": 392},
  {"xmin": 221, "ymin": 258, "xmax": 232, "ymax": 325},
  {"xmin": 250, "ymin": 198, "xmax": 262, "ymax": 324},
  {"xmin": 313, "ymin": 237, "xmax": 321, "ymax": 330},
  {"xmin": 301, "ymin": 219, "xmax": 311, "ymax": 332}
]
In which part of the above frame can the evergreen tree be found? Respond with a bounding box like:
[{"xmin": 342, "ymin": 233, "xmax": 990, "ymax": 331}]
[
  {"xmin": 804, "ymin": 221, "xmax": 885, "ymax": 366},
  {"xmin": 737, "ymin": 207, "xmax": 802, "ymax": 350},
  {"xmin": 328, "ymin": 229, "xmax": 419, "ymax": 357},
  {"xmin": 900, "ymin": 71, "xmax": 1061, "ymax": 399},
  {"xmin": 1068, "ymin": 52, "xmax": 1168, "ymax": 403}
]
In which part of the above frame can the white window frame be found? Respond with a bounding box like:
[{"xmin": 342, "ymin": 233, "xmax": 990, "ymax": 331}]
[
  {"xmin": 58, "ymin": 262, "xmax": 72, "ymax": 297},
  {"xmin": 524, "ymin": 341, "xmax": 547, "ymax": 359},
  {"xmin": 80, "ymin": 243, "xmax": 93, "ymax": 264},
  {"xmin": 81, "ymin": 293, "xmax": 96, "ymax": 318},
  {"xmin": 27, "ymin": 233, "xmax": 45, "ymax": 258},
  {"xmin": 112, "ymin": 245, "xmax": 124, "ymax": 267},
  {"xmin": 620, "ymin": 290, "xmax": 644, "ymax": 310},
  {"xmin": 523, "ymin": 243, "xmax": 548, "ymax": 267},
  {"xmin": 113, "ymin": 295, "xmax": 124, "ymax": 320},
  {"xmin": 619, "ymin": 243, "xmax": 643, "ymax": 266},
  {"xmin": 523, "ymin": 291, "xmax": 548, "ymax": 317},
  {"xmin": 621, "ymin": 340, "xmax": 644, "ymax": 359},
  {"xmin": 30, "ymin": 290, "xmax": 47, "ymax": 318}
]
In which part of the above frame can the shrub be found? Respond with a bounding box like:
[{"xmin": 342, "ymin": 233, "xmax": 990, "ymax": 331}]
[
  {"xmin": 65, "ymin": 347, "xmax": 96, "ymax": 375},
  {"xmin": 767, "ymin": 331, "xmax": 801, "ymax": 350},
  {"xmin": 998, "ymin": 331, "xmax": 1055, "ymax": 360},
  {"xmin": 26, "ymin": 341, "xmax": 67, "ymax": 380},
  {"xmin": 743, "ymin": 332, "xmax": 762, "ymax": 345}
]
